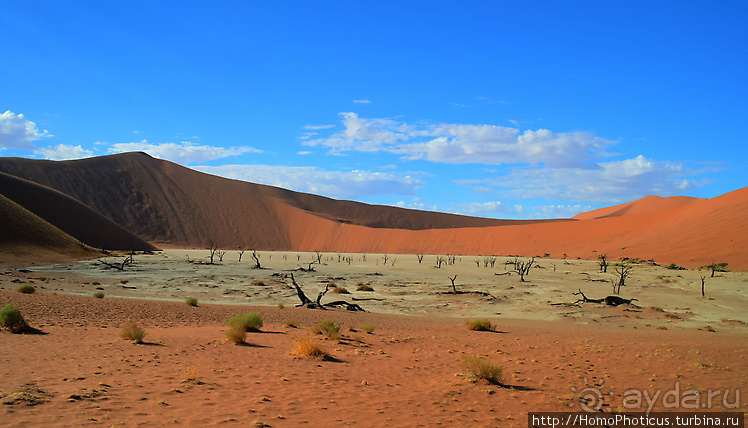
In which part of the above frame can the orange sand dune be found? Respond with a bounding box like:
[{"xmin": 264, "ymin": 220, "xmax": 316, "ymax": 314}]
[{"xmin": 0, "ymin": 153, "xmax": 744, "ymax": 269}]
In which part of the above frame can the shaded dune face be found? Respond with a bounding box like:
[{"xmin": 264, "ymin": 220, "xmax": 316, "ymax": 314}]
[{"xmin": 0, "ymin": 152, "xmax": 745, "ymax": 269}]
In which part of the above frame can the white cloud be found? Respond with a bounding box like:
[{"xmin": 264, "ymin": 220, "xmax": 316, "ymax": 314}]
[
  {"xmin": 450, "ymin": 201, "xmax": 526, "ymax": 218},
  {"xmin": 0, "ymin": 110, "xmax": 50, "ymax": 149},
  {"xmin": 194, "ymin": 164, "xmax": 423, "ymax": 200},
  {"xmin": 305, "ymin": 112, "xmax": 613, "ymax": 167},
  {"xmin": 34, "ymin": 144, "xmax": 93, "ymax": 160},
  {"xmin": 353, "ymin": 99, "xmax": 371, "ymax": 104},
  {"xmin": 462, "ymin": 155, "xmax": 696, "ymax": 204},
  {"xmin": 109, "ymin": 140, "xmax": 260, "ymax": 165},
  {"xmin": 303, "ymin": 124, "xmax": 335, "ymax": 130}
]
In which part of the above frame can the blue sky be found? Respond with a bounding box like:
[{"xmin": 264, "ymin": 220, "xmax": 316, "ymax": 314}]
[{"xmin": 1, "ymin": 1, "xmax": 746, "ymax": 219}]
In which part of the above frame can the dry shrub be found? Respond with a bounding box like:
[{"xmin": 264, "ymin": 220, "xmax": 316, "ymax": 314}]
[
  {"xmin": 356, "ymin": 283, "xmax": 374, "ymax": 291},
  {"xmin": 664, "ymin": 313, "xmax": 681, "ymax": 319},
  {"xmin": 284, "ymin": 319, "xmax": 299, "ymax": 328},
  {"xmin": 650, "ymin": 306, "xmax": 665, "ymax": 312},
  {"xmin": 277, "ymin": 303, "xmax": 285, "ymax": 309},
  {"xmin": 226, "ymin": 325, "xmax": 246, "ymax": 344},
  {"xmin": 330, "ymin": 286, "xmax": 350, "ymax": 294},
  {"xmin": 290, "ymin": 337, "xmax": 331, "ymax": 360},
  {"xmin": 181, "ymin": 366, "xmax": 201, "ymax": 384},
  {"xmin": 361, "ymin": 324, "xmax": 375, "ymax": 334},
  {"xmin": 120, "ymin": 322, "xmax": 146, "ymax": 344},
  {"xmin": 250, "ymin": 280, "xmax": 266, "ymax": 286},
  {"xmin": 467, "ymin": 319, "xmax": 495, "ymax": 331},
  {"xmin": 0, "ymin": 304, "xmax": 28, "ymax": 333},
  {"xmin": 462, "ymin": 355, "xmax": 503, "ymax": 385},
  {"xmin": 185, "ymin": 297, "xmax": 198, "ymax": 306}
]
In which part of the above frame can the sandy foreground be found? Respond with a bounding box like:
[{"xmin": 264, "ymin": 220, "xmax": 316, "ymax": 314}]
[{"xmin": 1, "ymin": 250, "xmax": 746, "ymax": 427}]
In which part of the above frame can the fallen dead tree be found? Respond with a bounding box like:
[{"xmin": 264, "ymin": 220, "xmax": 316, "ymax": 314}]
[
  {"xmin": 287, "ymin": 273, "xmax": 365, "ymax": 311},
  {"xmin": 97, "ymin": 254, "xmax": 134, "ymax": 271},
  {"xmin": 572, "ymin": 289, "xmax": 638, "ymax": 307}
]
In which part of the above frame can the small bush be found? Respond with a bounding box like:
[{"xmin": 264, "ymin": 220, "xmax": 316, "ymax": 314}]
[
  {"xmin": 356, "ymin": 283, "xmax": 374, "ymax": 291},
  {"xmin": 361, "ymin": 324, "xmax": 375, "ymax": 334},
  {"xmin": 0, "ymin": 304, "xmax": 28, "ymax": 333},
  {"xmin": 462, "ymin": 355, "xmax": 503, "ymax": 385},
  {"xmin": 284, "ymin": 319, "xmax": 299, "ymax": 328},
  {"xmin": 330, "ymin": 286, "xmax": 350, "ymax": 294},
  {"xmin": 467, "ymin": 319, "xmax": 495, "ymax": 331},
  {"xmin": 650, "ymin": 306, "xmax": 665, "ymax": 312},
  {"xmin": 226, "ymin": 325, "xmax": 246, "ymax": 344},
  {"xmin": 277, "ymin": 303, "xmax": 285, "ymax": 309},
  {"xmin": 185, "ymin": 297, "xmax": 198, "ymax": 307},
  {"xmin": 93, "ymin": 291, "xmax": 105, "ymax": 299},
  {"xmin": 312, "ymin": 319, "xmax": 340, "ymax": 339},
  {"xmin": 227, "ymin": 312, "xmax": 264, "ymax": 332},
  {"xmin": 290, "ymin": 337, "xmax": 331, "ymax": 360},
  {"xmin": 664, "ymin": 313, "xmax": 682, "ymax": 319},
  {"xmin": 181, "ymin": 366, "xmax": 201, "ymax": 384},
  {"xmin": 666, "ymin": 263, "xmax": 685, "ymax": 270},
  {"xmin": 250, "ymin": 280, "xmax": 266, "ymax": 286},
  {"xmin": 120, "ymin": 322, "xmax": 146, "ymax": 344},
  {"xmin": 17, "ymin": 284, "xmax": 36, "ymax": 294}
]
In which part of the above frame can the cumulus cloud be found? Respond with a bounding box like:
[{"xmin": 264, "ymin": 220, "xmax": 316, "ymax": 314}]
[
  {"xmin": 305, "ymin": 112, "xmax": 613, "ymax": 167},
  {"xmin": 109, "ymin": 140, "xmax": 260, "ymax": 165},
  {"xmin": 303, "ymin": 124, "xmax": 335, "ymax": 130},
  {"xmin": 194, "ymin": 164, "xmax": 422, "ymax": 200},
  {"xmin": 34, "ymin": 144, "xmax": 93, "ymax": 160},
  {"xmin": 460, "ymin": 155, "xmax": 696, "ymax": 205},
  {"xmin": 353, "ymin": 99, "xmax": 371, "ymax": 104},
  {"xmin": 0, "ymin": 110, "xmax": 50, "ymax": 149}
]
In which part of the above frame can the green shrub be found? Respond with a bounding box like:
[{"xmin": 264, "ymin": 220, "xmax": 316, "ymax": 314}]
[
  {"xmin": 0, "ymin": 304, "xmax": 28, "ymax": 333},
  {"xmin": 361, "ymin": 324, "xmax": 375, "ymax": 334},
  {"xmin": 185, "ymin": 297, "xmax": 198, "ymax": 306},
  {"xmin": 226, "ymin": 325, "xmax": 246, "ymax": 344},
  {"xmin": 462, "ymin": 355, "xmax": 503, "ymax": 385},
  {"xmin": 277, "ymin": 303, "xmax": 285, "ymax": 309},
  {"xmin": 466, "ymin": 319, "xmax": 495, "ymax": 331},
  {"xmin": 312, "ymin": 318, "xmax": 340, "ymax": 339},
  {"xmin": 227, "ymin": 312, "xmax": 264, "ymax": 332},
  {"xmin": 666, "ymin": 263, "xmax": 685, "ymax": 270},
  {"xmin": 120, "ymin": 322, "xmax": 146, "ymax": 344},
  {"xmin": 93, "ymin": 291, "xmax": 105, "ymax": 299},
  {"xmin": 17, "ymin": 284, "xmax": 36, "ymax": 294}
]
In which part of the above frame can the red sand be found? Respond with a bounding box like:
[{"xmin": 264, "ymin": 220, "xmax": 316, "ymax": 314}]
[{"xmin": 1, "ymin": 289, "xmax": 745, "ymax": 427}]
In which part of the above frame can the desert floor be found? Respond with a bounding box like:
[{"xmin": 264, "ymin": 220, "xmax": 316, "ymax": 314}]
[{"xmin": 1, "ymin": 250, "xmax": 746, "ymax": 427}]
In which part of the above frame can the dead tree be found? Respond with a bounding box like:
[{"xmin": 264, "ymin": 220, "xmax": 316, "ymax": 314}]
[
  {"xmin": 237, "ymin": 249, "xmax": 245, "ymax": 262},
  {"xmin": 251, "ymin": 250, "xmax": 262, "ymax": 269},
  {"xmin": 314, "ymin": 251, "xmax": 323, "ymax": 264},
  {"xmin": 598, "ymin": 254, "xmax": 610, "ymax": 273},
  {"xmin": 207, "ymin": 241, "xmax": 219, "ymax": 264},
  {"xmin": 416, "ymin": 254, "xmax": 424, "ymax": 264},
  {"xmin": 98, "ymin": 257, "xmax": 130, "ymax": 271},
  {"xmin": 447, "ymin": 255, "xmax": 456, "ymax": 265},
  {"xmin": 448, "ymin": 275, "xmax": 458, "ymax": 294},
  {"xmin": 434, "ymin": 255, "xmax": 446, "ymax": 269},
  {"xmin": 512, "ymin": 257, "xmax": 535, "ymax": 282},
  {"xmin": 612, "ymin": 262, "xmax": 632, "ymax": 294},
  {"xmin": 296, "ymin": 261, "xmax": 316, "ymax": 272},
  {"xmin": 216, "ymin": 249, "xmax": 227, "ymax": 262},
  {"xmin": 287, "ymin": 273, "xmax": 364, "ymax": 311},
  {"xmin": 382, "ymin": 254, "xmax": 390, "ymax": 265},
  {"xmin": 700, "ymin": 276, "xmax": 706, "ymax": 297},
  {"xmin": 573, "ymin": 289, "xmax": 637, "ymax": 306}
]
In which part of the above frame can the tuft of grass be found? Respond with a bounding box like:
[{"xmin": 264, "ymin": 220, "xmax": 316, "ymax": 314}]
[
  {"xmin": 0, "ymin": 304, "xmax": 28, "ymax": 333},
  {"xmin": 120, "ymin": 322, "xmax": 146, "ymax": 344},
  {"xmin": 312, "ymin": 319, "xmax": 340, "ymax": 340},
  {"xmin": 227, "ymin": 312, "xmax": 264, "ymax": 332},
  {"xmin": 664, "ymin": 313, "xmax": 682, "ymax": 319},
  {"xmin": 17, "ymin": 284, "xmax": 36, "ymax": 294},
  {"xmin": 225, "ymin": 325, "xmax": 247, "ymax": 344},
  {"xmin": 185, "ymin": 297, "xmax": 198, "ymax": 307},
  {"xmin": 330, "ymin": 286, "xmax": 350, "ymax": 294},
  {"xmin": 277, "ymin": 303, "xmax": 285, "ymax": 309},
  {"xmin": 462, "ymin": 355, "xmax": 503, "ymax": 385},
  {"xmin": 181, "ymin": 366, "xmax": 201, "ymax": 384},
  {"xmin": 361, "ymin": 324, "xmax": 375, "ymax": 334},
  {"xmin": 93, "ymin": 291, "xmax": 105, "ymax": 299},
  {"xmin": 466, "ymin": 319, "xmax": 495, "ymax": 331},
  {"xmin": 290, "ymin": 337, "xmax": 332, "ymax": 360},
  {"xmin": 356, "ymin": 283, "xmax": 374, "ymax": 291},
  {"xmin": 284, "ymin": 319, "xmax": 299, "ymax": 328}
]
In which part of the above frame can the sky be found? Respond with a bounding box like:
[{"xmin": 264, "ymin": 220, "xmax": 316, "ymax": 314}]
[{"xmin": 1, "ymin": 1, "xmax": 746, "ymax": 219}]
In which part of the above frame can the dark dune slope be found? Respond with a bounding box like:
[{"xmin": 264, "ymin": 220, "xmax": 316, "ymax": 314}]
[{"xmin": 0, "ymin": 172, "xmax": 157, "ymax": 251}]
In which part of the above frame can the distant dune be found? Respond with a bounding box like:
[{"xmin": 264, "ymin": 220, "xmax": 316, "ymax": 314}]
[{"xmin": 0, "ymin": 153, "xmax": 745, "ymax": 269}]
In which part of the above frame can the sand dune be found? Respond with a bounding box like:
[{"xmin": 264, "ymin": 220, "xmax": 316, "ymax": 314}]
[{"xmin": 0, "ymin": 153, "xmax": 744, "ymax": 269}]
